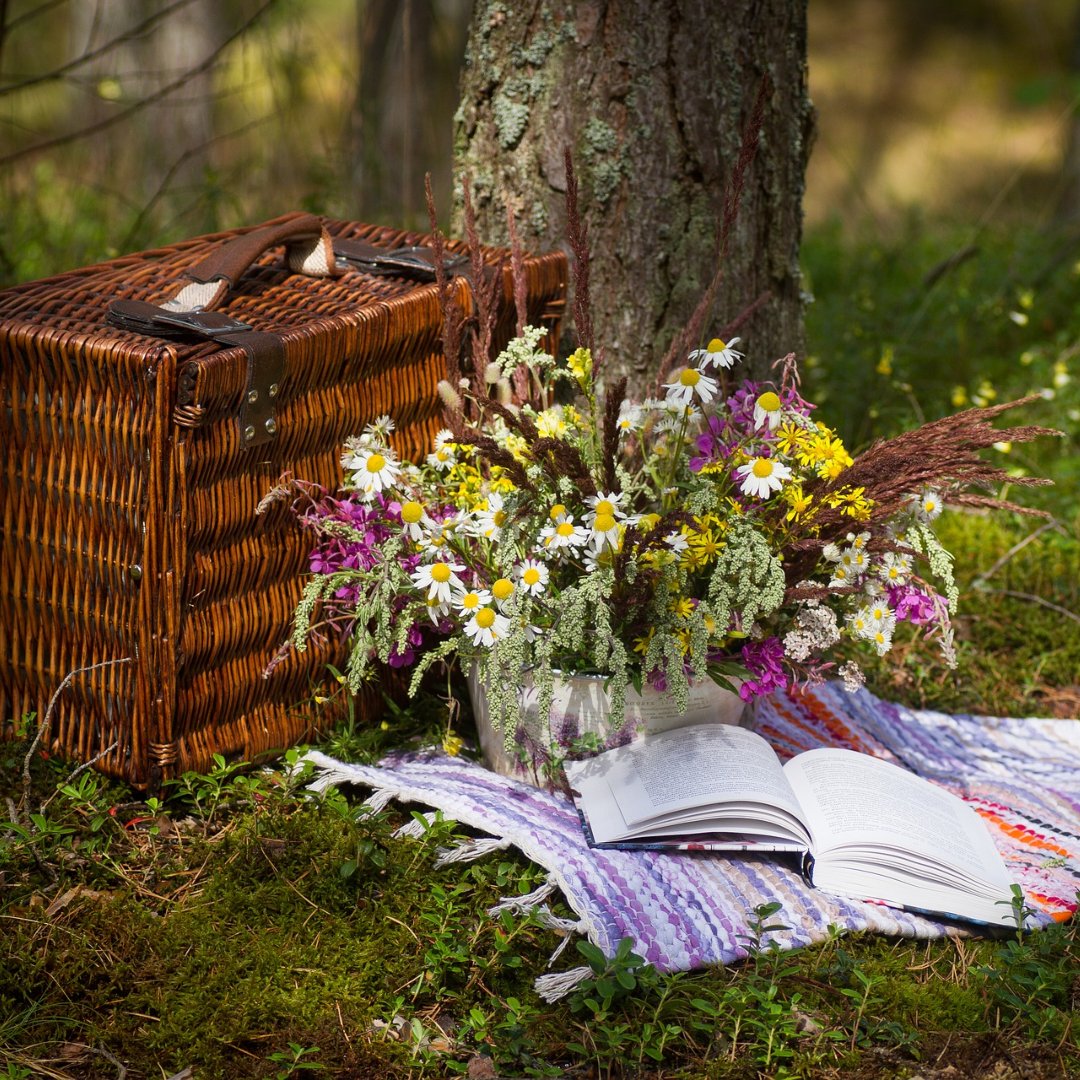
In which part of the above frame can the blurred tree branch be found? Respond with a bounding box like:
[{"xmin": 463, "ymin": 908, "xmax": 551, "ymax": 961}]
[{"xmin": 0, "ymin": 0, "xmax": 276, "ymax": 168}]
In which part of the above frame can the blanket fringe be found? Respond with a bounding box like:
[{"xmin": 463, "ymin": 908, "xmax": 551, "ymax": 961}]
[
  {"xmin": 393, "ymin": 812, "xmax": 437, "ymax": 840},
  {"xmin": 488, "ymin": 873, "xmax": 558, "ymax": 916},
  {"xmin": 434, "ymin": 836, "xmax": 511, "ymax": 866},
  {"xmin": 534, "ymin": 966, "xmax": 593, "ymax": 1003}
]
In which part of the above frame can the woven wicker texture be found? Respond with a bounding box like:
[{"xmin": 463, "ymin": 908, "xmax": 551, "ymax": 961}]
[{"xmin": 0, "ymin": 214, "xmax": 567, "ymax": 787}]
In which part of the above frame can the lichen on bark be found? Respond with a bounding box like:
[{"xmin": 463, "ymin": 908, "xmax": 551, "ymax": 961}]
[{"xmin": 455, "ymin": 0, "xmax": 813, "ymax": 389}]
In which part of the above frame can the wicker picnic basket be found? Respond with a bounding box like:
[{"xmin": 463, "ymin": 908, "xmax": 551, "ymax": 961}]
[{"xmin": 0, "ymin": 212, "xmax": 566, "ymax": 788}]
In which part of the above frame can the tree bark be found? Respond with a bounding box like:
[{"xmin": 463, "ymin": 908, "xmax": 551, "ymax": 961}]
[{"xmin": 454, "ymin": 0, "xmax": 813, "ymax": 387}]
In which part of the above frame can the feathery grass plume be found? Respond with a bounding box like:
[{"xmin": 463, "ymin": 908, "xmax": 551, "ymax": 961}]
[
  {"xmin": 601, "ymin": 375, "xmax": 628, "ymax": 494},
  {"xmin": 564, "ymin": 148, "xmax": 596, "ymax": 364},
  {"xmin": 531, "ymin": 436, "xmax": 598, "ymax": 499},
  {"xmin": 425, "ymin": 172, "xmax": 466, "ymax": 414},
  {"xmin": 655, "ymin": 76, "xmax": 771, "ymax": 392},
  {"xmin": 506, "ymin": 199, "xmax": 529, "ymax": 338},
  {"xmin": 782, "ymin": 396, "xmax": 1061, "ymax": 583},
  {"xmin": 462, "ymin": 175, "xmax": 504, "ymax": 391}
]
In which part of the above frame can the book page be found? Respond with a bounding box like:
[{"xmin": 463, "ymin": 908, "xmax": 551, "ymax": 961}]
[
  {"xmin": 564, "ymin": 724, "xmax": 810, "ymax": 839},
  {"xmin": 784, "ymin": 748, "xmax": 1013, "ymax": 890}
]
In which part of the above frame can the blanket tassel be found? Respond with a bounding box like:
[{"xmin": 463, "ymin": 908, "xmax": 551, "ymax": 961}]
[
  {"xmin": 534, "ymin": 966, "xmax": 593, "ymax": 1003},
  {"xmin": 434, "ymin": 836, "xmax": 511, "ymax": 866},
  {"xmin": 488, "ymin": 873, "xmax": 558, "ymax": 916}
]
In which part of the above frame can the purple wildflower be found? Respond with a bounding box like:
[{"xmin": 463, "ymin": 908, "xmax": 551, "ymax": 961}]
[
  {"xmin": 738, "ymin": 636, "xmax": 788, "ymax": 701},
  {"xmin": 888, "ymin": 585, "xmax": 939, "ymax": 625}
]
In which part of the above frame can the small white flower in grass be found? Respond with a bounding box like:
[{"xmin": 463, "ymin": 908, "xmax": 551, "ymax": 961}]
[
  {"xmin": 464, "ymin": 606, "xmax": 511, "ymax": 647},
  {"xmin": 846, "ymin": 531, "xmax": 871, "ymax": 550},
  {"xmin": 475, "ymin": 492, "xmax": 509, "ymax": 539},
  {"xmin": 847, "ymin": 608, "xmax": 871, "ymax": 637},
  {"xmin": 865, "ymin": 599, "xmax": 893, "ymax": 626},
  {"xmin": 829, "ymin": 564, "xmax": 852, "ymax": 589},
  {"xmin": 663, "ymin": 366, "xmax": 718, "ymax": 407},
  {"xmin": 411, "ymin": 559, "xmax": 465, "ymax": 605},
  {"xmin": 869, "ymin": 615, "xmax": 897, "ymax": 656},
  {"xmin": 736, "ymin": 456, "xmax": 792, "ymax": 499},
  {"xmin": 753, "ymin": 390, "xmax": 784, "ymax": 430},
  {"xmin": 690, "ymin": 336, "xmax": 743, "ymax": 370},
  {"xmin": 538, "ymin": 515, "xmax": 589, "ymax": 555},
  {"xmin": 517, "ymin": 559, "xmax": 549, "ymax": 595},
  {"xmin": 343, "ymin": 445, "xmax": 401, "ymax": 500},
  {"xmin": 840, "ymin": 546, "xmax": 869, "ymax": 574}
]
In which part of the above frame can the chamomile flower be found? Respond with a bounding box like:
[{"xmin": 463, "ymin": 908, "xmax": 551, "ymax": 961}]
[
  {"xmin": 397, "ymin": 499, "xmax": 431, "ymax": 541},
  {"xmin": 585, "ymin": 492, "xmax": 627, "ymax": 525},
  {"xmin": 735, "ymin": 456, "xmax": 792, "ymax": 499},
  {"xmin": 343, "ymin": 444, "xmax": 401, "ymax": 500},
  {"xmin": 752, "ymin": 390, "xmax": 784, "ymax": 430},
  {"xmin": 589, "ymin": 511, "xmax": 622, "ymax": 551},
  {"xmin": 411, "ymin": 559, "xmax": 465, "ymax": 605},
  {"xmin": 426, "ymin": 441, "xmax": 457, "ymax": 471},
  {"xmin": 453, "ymin": 587, "xmax": 493, "ymax": 617},
  {"xmin": 463, "ymin": 606, "xmax": 510, "ymax": 647},
  {"xmin": 517, "ymin": 559, "xmax": 549, "ymax": 595},
  {"xmin": 616, "ymin": 402, "xmax": 643, "ymax": 435},
  {"xmin": 878, "ymin": 552, "xmax": 912, "ymax": 585},
  {"xmin": 663, "ymin": 366, "xmax": 718, "ymax": 407},
  {"xmin": 475, "ymin": 492, "xmax": 509, "ymax": 539},
  {"xmin": 363, "ymin": 414, "xmax": 396, "ymax": 440},
  {"xmin": 689, "ymin": 336, "xmax": 743, "ymax": 370},
  {"xmin": 909, "ymin": 488, "xmax": 944, "ymax": 522},
  {"xmin": 490, "ymin": 577, "xmax": 516, "ymax": 609},
  {"xmin": 425, "ymin": 595, "xmax": 450, "ymax": 625},
  {"xmin": 538, "ymin": 516, "xmax": 590, "ymax": 555}
]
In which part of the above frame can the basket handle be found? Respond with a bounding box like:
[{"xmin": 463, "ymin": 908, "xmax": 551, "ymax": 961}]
[{"xmin": 161, "ymin": 212, "xmax": 338, "ymax": 313}]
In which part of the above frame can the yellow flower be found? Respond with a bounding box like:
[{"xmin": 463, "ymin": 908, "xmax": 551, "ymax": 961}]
[
  {"xmin": 687, "ymin": 527, "xmax": 724, "ymax": 564},
  {"xmin": 876, "ymin": 347, "xmax": 893, "ymax": 376},
  {"xmin": 567, "ymin": 347, "xmax": 592, "ymax": 387},
  {"xmin": 775, "ymin": 421, "xmax": 809, "ymax": 456},
  {"xmin": 783, "ymin": 484, "xmax": 813, "ymax": 522},
  {"xmin": 638, "ymin": 512, "xmax": 662, "ymax": 533},
  {"xmin": 633, "ymin": 629, "xmax": 654, "ymax": 655},
  {"xmin": 670, "ymin": 597, "xmax": 695, "ymax": 620},
  {"xmin": 442, "ymin": 732, "xmax": 464, "ymax": 757}
]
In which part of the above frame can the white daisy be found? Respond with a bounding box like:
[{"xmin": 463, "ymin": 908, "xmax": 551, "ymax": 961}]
[
  {"xmin": 424, "ymin": 595, "xmax": 450, "ymax": 625},
  {"xmin": 878, "ymin": 552, "xmax": 912, "ymax": 585},
  {"xmin": 343, "ymin": 445, "xmax": 401, "ymax": 500},
  {"xmin": 735, "ymin": 456, "xmax": 792, "ymax": 499},
  {"xmin": 616, "ymin": 402, "xmax": 643, "ymax": 435},
  {"xmin": 657, "ymin": 402, "xmax": 701, "ymax": 433},
  {"xmin": 538, "ymin": 516, "xmax": 590, "ymax": 555},
  {"xmin": 584, "ymin": 492, "xmax": 627, "ymax": 525},
  {"xmin": 846, "ymin": 531, "xmax": 871, "ymax": 550},
  {"xmin": 829, "ymin": 564, "xmax": 852, "ymax": 589},
  {"xmin": 664, "ymin": 530, "xmax": 690, "ymax": 554},
  {"xmin": 475, "ymin": 492, "xmax": 509, "ymax": 539},
  {"xmin": 463, "ymin": 606, "xmax": 511, "ymax": 647},
  {"xmin": 397, "ymin": 499, "xmax": 431, "ymax": 541},
  {"xmin": 453, "ymin": 587, "xmax": 493, "ymax": 618},
  {"xmin": 864, "ymin": 599, "xmax": 893, "ymax": 627},
  {"xmin": 589, "ymin": 512, "xmax": 622, "ymax": 552},
  {"xmin": 490, "ymin": 577, "xmax": 516, "ymax": 609},
  {"xmin": 410, "ymin": 559, "xmax": 465, "ymax": 605},
  {"xmin": 689, "ymin": 336, "xmax": 743, "ymax": 371},
  {"xmin": 363, "ymin": 414, "xmax": 395, "ymax": 440},
  {"xmin": 869, "ymin": 615, "xmax": 897, "ymax": 656},
  {"xmin": 752, "ymin": 390, "xmax": 784, "ymax": 431},
  {"xmin": 663, "ymin": 366, "xmax": 718, "ymax": 408},
  {"xmin": 907, "ymin": 488, "xmax": 943, "ymax": 522},
  {"xmin": 426, "ymin": 442, "xmax": 458, "ymax": 472},
  {"xmin": 517, "ymin": 559, "xmax": 549, "ymax": 596}
]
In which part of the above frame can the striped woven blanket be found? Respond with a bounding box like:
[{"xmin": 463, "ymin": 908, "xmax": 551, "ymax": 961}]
[{"xmin": 303, "ymin": 682, "xmax": 1079, "ymax": 1000}]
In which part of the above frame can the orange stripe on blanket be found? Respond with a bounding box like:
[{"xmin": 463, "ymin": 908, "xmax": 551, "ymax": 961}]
[{"xmin": 974, "ymin": 806, "xmax": 1073, "ymax": 859}]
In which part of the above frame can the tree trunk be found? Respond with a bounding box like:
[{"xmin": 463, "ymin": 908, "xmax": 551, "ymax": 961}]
[{"xmin": 454, "ymin": 0, "xmax": 813, "ymax": 387}]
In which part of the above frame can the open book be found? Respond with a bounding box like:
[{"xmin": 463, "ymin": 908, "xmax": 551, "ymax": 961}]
[{"xmin": 563, "ymin": 723, "xmax": 1018, "ymax": 926}]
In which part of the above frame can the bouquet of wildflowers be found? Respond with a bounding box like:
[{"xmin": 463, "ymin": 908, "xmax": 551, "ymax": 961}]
[{"xmin": 279, "ymin": 317, "xmax": 1056, "ymax": 744}]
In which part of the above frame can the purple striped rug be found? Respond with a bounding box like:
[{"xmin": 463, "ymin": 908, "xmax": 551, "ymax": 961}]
[{"xmin": 302, "ymin": 682, "xmax": 1079, "ymax": 1000}]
